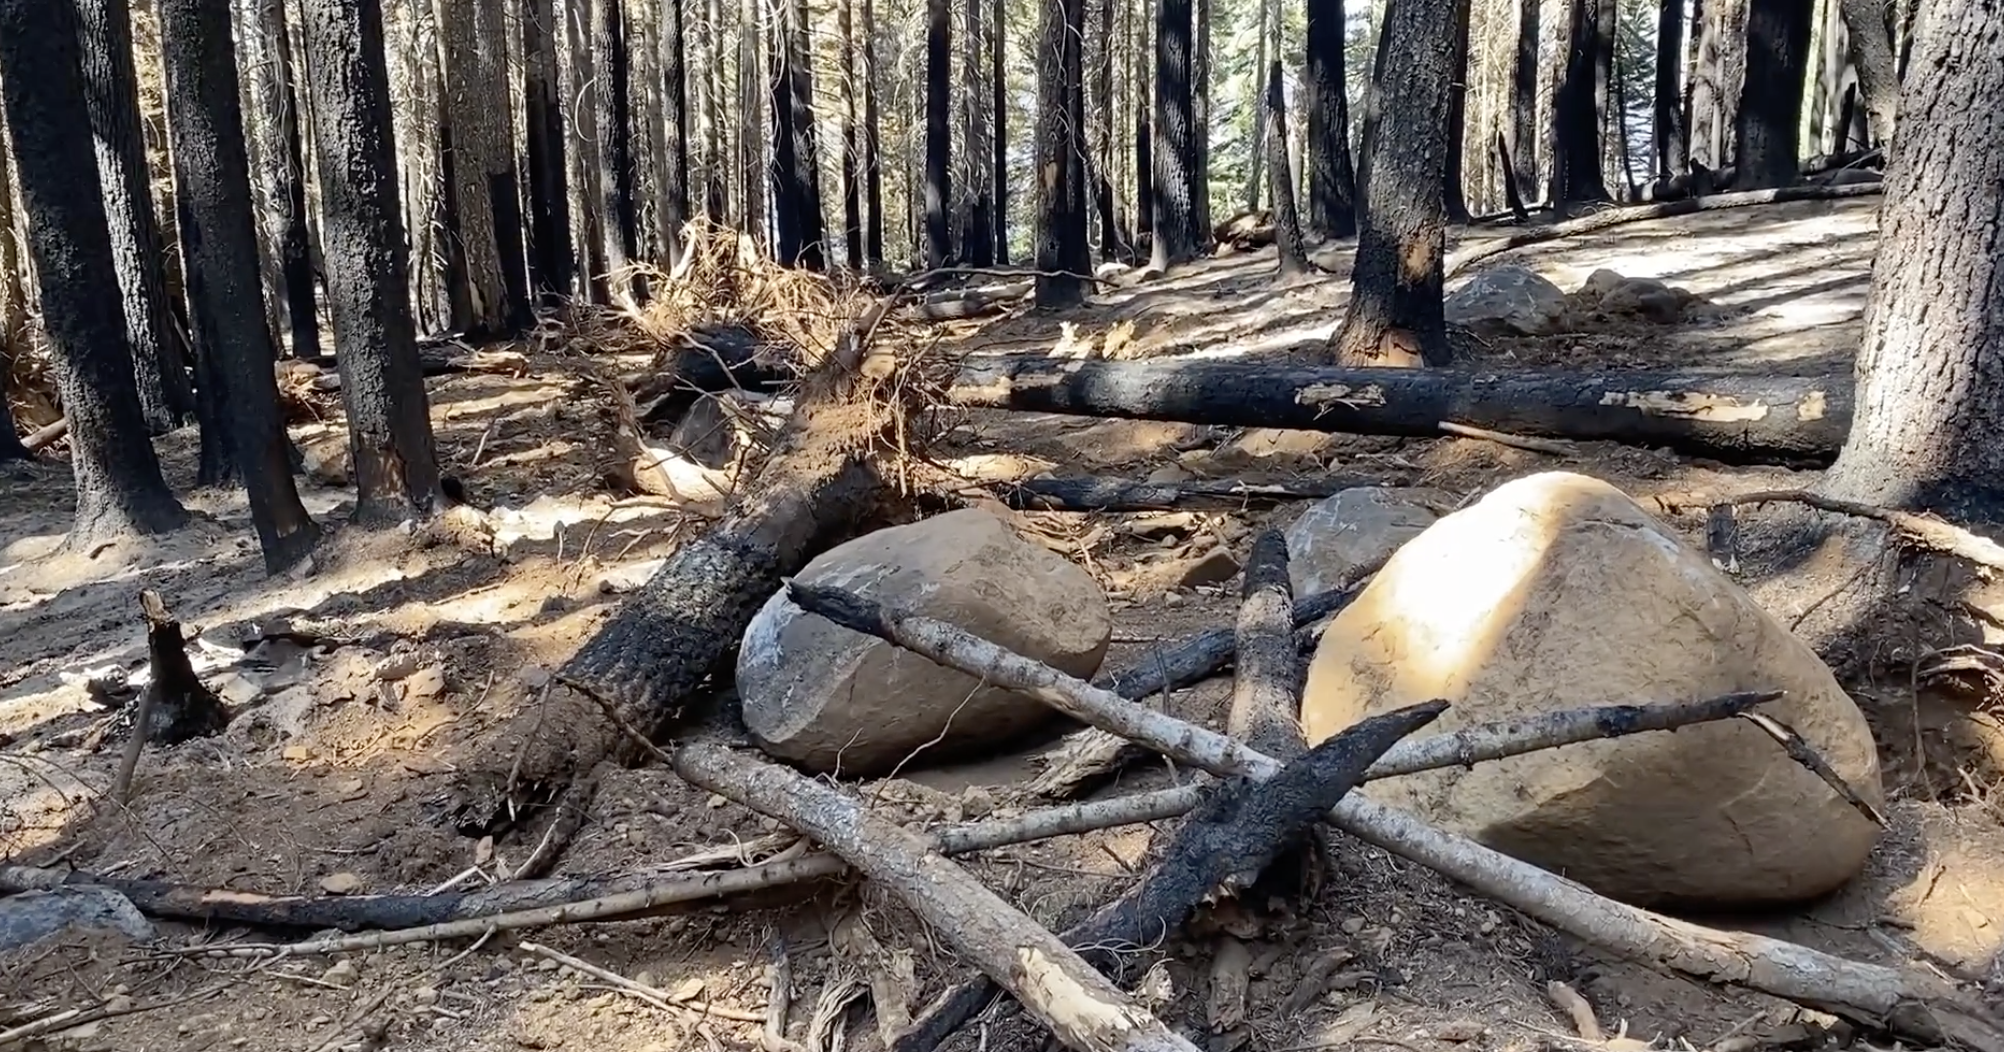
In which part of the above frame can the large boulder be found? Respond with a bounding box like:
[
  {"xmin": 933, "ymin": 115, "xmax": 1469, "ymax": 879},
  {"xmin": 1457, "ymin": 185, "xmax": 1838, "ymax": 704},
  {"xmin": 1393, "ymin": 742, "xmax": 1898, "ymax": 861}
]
[
  {"xmin": 738, "ymin": 509, "xmax": 1112, "ymax": 776},
  {"xmin": 1282, "ymin": 487, "xmax": 1453, "ymax": 597},
  {"xmin": 1445, "ymin": 265, "xmax": 1569, "ymax": 336},
  {"xmin": 1299, "ymin": 472, "xmax": 1884, "ymax": 908}
]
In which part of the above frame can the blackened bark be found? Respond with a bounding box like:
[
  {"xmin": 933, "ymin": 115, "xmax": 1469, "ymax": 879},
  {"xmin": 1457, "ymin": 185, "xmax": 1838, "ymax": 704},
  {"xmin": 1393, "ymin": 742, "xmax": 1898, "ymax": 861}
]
[
  {"xmin": 1818, "ymin": 0, "xmax": 2004, "ymax": 513},
  {"xmin": 1034, "ymin": 0, "xmax": 1089, "ymax": 306},
  {"xmin": 863, "ymin": 0, "xmax": 884, "ymax": 265},
  {"xmin": 569, "ymin": 0, "xmax": 610, "ymax": 301},
  {"xmin": 992, "ymin": 0, "xmax": 1009, "ymax": 263},
  {"xmin": 840, "ymin": 0, "xmax": 864, "ymax": 266},
  {"xmin": 1443, "ymin": 0, "xmax": 1473, "ymax": 223},
  {"xmin": 785, "ymin": 0, "xmax": 826, "ymax": 268},
  {"xmin": 0, "ymin": 0, "xmax": 189, "ymax": 542},
  {"xmin": 947, "ymin": 357, "xmax": 1850, "ymax": 463},
  {"xmin": 1731, "ymin": 0, "xmax": 1813, "ymax": 190},
  {"xmin": 1134, "ymin": 0, "xmax": 1154, "ymax": 239},
  {"xmin": 1149, "ymin": 0, "xmax": 1198, "ymax": 267},
  {"xmin": 924, "ymin": 0, "xmax": 951, "ymax": 268},
  {"xmin": 1654, "ymin": 0, "xmax": 1688, "ymax": 178},
  {"xmin": 522, "ymin": 0, "xmax": 573, "ymax": 301},
  {"xmin": 298, "ymin": 0, "xmax": 445, "ymax": 523},
  {"xmin": 1245, "ymin": 0, "xmax": 1271, "ymax": 215},
  {"xmin": 1509, "ymin": 0, "xmax": 1539, "ymax": 201},
  {"xmin": 962, "ymin": 0, "xmax": 993, "ymax": 266},
  {"xmin": 1265, "ymin": 61, "xmax": 1308, "ymax": 276},
  {"xmin": 1305, "ymin": 0, "xmax": 1358, "ymax": 239},
  {"xmin": 1549, "ymin": 0, "xmax": 1611, "ymax": 205},
  {"xmin": 441, "ymin": 0, "xmax": 526, "ymax": 334},
  {"xmin": 1090, "ymin": 0, "xmax": 1126, "ymax": 262},
  {"xmin": 157, "ymin": 0, "xmax": 319, "ymax": 571},
  {"xmin": 247, "ymin": 0, "xmax": 320, "ymax": 360},
  {"xmin": 1332, "ymin": 0, "xmax": 1457, "ymax": 367},
  {"xmin": 661, "ymin": 0, "xmax": 691, "ymax": 271},
  {"xmin": 0, "ymin": 363, "xmax": 23, "ymax": 459},
  {"xmin": 76, "ymin": 0, "xmax": 194, "ymax": 433},
  {"xmin": 1838, "ymin": 0, "xmax": 1897, "ymax": 146},
  {"xmin": 596, "ymin": 0, "xmax": 640, "ymax": 297},
  {"xmin": 1191, "ymin": 0, "xmax": 1211, "ymax": 244},
  {"xmin": 0, "ymin": 114, "xmax": 26, "ymax": 461},
  {"xmin": 1495, "ymin": 131, "xmax": 1529, "ymax": 219}
]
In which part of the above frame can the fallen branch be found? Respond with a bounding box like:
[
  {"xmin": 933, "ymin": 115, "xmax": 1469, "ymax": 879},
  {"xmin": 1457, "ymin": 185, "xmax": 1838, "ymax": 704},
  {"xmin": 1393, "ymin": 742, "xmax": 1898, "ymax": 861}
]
[
  {"xmin": 671, "ymin": 739, "xmax": 1203, "ymax": 1052},
  {"xmin": 1438, "ymin": 421, "xmax": 1576, "ymax": 456},
  {"xmin": 0, "ymin": 980, "xmax": 229, "ymax": 1049},
  {"xmin": 1685, "ymin": 489, "xmax": 2004, "ymax": 575},
  {"xmin": 1736, "ymin": 712, "xmax": 1888, "ymax": 827},
  {"xmin": 891, "ymin": 702, "xmax": 1447, "ymax": 1052},
  {"xmin": 22, "ymin": 417, "xmax": 65, "ymax": 454},
  {"xmin": 988, "ymin": 476, "xmax": 1357, "ymax": 513},
  {"xmin": 1227, "ymin": 530, "xmax": 1308, "ymax": 763},
  {"xmin": 1444, "ymin": 182, "xmax": 1884, "ymax": 278},
  {"xmin": 519, "ymin": 939, "xmax": 765, "ymax": 1022},
  {"xmin": 783, "ymin": 584, "xmax": 2004, "ymax": 1050},
  {"xmin": 944, "ymin": 358, "xmax": 1848, "ymax": 465}
]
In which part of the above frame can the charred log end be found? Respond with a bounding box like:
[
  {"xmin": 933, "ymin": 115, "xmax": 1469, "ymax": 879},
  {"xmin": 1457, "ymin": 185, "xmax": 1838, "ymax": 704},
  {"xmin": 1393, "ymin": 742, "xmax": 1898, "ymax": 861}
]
[
  {"xmin": 138, "ymin": 589, "xmax": 230, "ymax": 745},
  {"xmin": 784, "ymin": 577, "xmax": 894, "ymax": 640}
]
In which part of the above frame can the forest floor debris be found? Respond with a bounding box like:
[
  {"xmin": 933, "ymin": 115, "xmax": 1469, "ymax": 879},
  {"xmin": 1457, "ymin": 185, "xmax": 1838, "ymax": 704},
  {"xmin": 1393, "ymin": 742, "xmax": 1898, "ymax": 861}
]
[{"xmin": 5, "ymin": 198, "xmax": 2004, "ymax": 1052}]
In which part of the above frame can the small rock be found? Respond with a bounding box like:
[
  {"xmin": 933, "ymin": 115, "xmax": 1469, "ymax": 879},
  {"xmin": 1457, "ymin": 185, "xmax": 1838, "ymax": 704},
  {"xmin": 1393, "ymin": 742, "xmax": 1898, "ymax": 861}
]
[
  {"xmin": 413, "ymin": 987, "xmax": 440, "ymax": 1006},
  {"xmin": 706, "ymin": 794, "xmax": 727, "ymax": 809},
  {"xmin": 0, "ymin": 886, "xmax": 153, "ymax": 952},
  {"xmin": 374, "ymin": 654, "xmax": 421, "ymax": 682},
  {"xmin": 668, "ymin": 977, "xmax": 705, "ymax": 1002},
  {"xmin": 1144, "ymin": 462, "xmax": 1195, "ymax": 485},
  {"xmin": 281, "ymin": 744, "xmax": 312, "ymax": 762},
  {"xmin": 518, "ymin": 667, "xmax": 552, "ymax": 689},
  {"xmin": 1435, "ymin": 1021, "xmax": 1485, "ymax": 1043},
  {"xmin": 634, "ymin": 970, "xmax": 658, "ymax": 989},
  {"xmin": 538, "ymin": 957, "xmax": 561, "ymax": 971},
  {"xmin": 321, "ymin": 959, "xmax": 357, "ymax": 984},
  {"xmin": 1176, "ymin": 546, "xmax": 1241, "ymax": 588},
  {"xmin": 318, "ymin": 872, "xmax": 363, "ymax": 895},
  {"xmin": 1445, "ymin": 264, "xmax": 1568, "ymax": 336},
  {"xmin": 1339, "ymin": 917, "xmax": 1365, "ymax": 935},
  {"xmin": 401, "ymin": 665, "xmax": 448, "ymax": 703}
]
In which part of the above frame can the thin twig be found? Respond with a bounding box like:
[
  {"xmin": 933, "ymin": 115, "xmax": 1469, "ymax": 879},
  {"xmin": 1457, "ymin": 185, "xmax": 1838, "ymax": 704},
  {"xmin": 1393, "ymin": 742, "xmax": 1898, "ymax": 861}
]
[
  {"xmin": 519, "ymin": 940, "xmax": 765, "ymax": 1022},
  {"xmin": 1438, "ymin": 421, "xmax": 1576, "ymax": 456}
]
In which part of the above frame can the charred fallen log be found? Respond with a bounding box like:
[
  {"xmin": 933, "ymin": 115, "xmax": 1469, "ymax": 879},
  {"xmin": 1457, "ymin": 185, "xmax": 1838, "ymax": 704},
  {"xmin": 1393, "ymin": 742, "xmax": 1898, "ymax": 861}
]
[{"xmin": 946, "ymin": 357, "xmax": 1849, "ymax": 464}]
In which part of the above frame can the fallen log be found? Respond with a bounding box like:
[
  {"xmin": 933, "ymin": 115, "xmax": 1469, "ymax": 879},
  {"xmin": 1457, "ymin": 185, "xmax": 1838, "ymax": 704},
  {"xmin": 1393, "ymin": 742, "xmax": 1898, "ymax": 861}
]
[
  {"xmin": 891, "ymin": 702, "xmax": 1447, "ymax": 1052},
  {"xmin": 672, "ymin": 739, "xmax": 1204, "ymax": 1052},
  {"xmin": 789, "ymin": 583, "xmax": 2004, "ymax": 1052},
  {"xmin": 634, "ymin": 322, "xmax": 799, "ymax": 423},
  {"xmin": 945, "ymin": 357, "xmax": 1849, "ymax": 464},
  {"xmin": 1444, "ymin": 181, "xmax": 1884, "ymax": 279},
  {"xmin": 989, "ymin": 476, "xmax": 1356, "ymax": 512}
]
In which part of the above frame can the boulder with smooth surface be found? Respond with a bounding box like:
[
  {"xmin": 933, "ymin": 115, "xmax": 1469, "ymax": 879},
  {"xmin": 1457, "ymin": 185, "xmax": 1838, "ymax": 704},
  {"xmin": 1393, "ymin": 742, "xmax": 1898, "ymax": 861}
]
[
  {"xmin": 738, "ymin": 509, "xmax": 1112, "ymax": 776},
  {"xmin": 1445, "ymin": 265, "xmax": 1569, "ymax": 336},
  {"xmin": 1283, "ymin": 487, "xmax": 1452, "ymax": 596},
  {"xmin": 1300, "ymin": 472, "xmax": 1883, "ymax": 908}
]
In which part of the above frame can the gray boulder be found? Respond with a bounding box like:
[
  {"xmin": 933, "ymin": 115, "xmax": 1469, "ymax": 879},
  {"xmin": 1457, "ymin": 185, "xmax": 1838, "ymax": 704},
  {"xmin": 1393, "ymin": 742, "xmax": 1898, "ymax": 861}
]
[
  {"xmin": 1445, "ymin": 265, "xmax": 1568, "ymax": 336},
  {"xmin": 737, "ymin": 509, "xmax": 1111, "ymax": 776},
  {"xmin": 1283, "ymin": 487, "xmax": 1451, "ymax": 597}
]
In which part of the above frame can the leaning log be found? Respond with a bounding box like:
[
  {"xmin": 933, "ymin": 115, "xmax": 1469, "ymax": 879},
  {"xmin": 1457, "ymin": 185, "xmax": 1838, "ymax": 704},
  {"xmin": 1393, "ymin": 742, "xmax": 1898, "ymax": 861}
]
[
  {"xmin": 945, "ymin": 358, "xmax": 1849, "ymax": 464},
  {"xmin": 989, "ymin": 476, "xmax": 1358, "ymax": 512}
]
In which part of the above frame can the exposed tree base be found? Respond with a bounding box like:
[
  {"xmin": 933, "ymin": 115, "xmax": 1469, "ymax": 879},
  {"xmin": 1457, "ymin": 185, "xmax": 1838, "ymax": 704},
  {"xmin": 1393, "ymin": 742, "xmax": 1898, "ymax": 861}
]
[
  {"xmin": 94, "ymin": 590, "xmax": 229, "ymax": 752},
  {"xmin": 891, "ymin": 702, "xmax": 1446, "ymax": 1052},
  {"xmin": 632, "ymin": 322, "xmax": 799, "ymax": 425},
  {"xmin": 947, "ymin": 357, "xmax": 1849, "ymax": 464},
  {"xmin": 1446, "ymin": 182, "xmax": 1884, "ymax": 278}
]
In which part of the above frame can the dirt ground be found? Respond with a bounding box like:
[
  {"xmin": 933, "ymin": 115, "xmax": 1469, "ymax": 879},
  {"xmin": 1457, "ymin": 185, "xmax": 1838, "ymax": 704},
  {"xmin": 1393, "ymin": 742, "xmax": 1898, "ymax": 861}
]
[{"xmin": 6, "ymin": 196, "xmax": 2003, "ymax": 1052}]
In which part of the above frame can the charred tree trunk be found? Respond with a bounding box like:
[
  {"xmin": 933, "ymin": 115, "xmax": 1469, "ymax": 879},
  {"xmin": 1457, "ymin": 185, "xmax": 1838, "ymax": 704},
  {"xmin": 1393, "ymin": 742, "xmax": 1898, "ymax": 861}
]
[
  {"xmin": 76, "ymin": 0, "xmax": 194, "ymax": 434},
  {"xmin": 0, "ymin": 0, "xmax": 189, "ymax": 543},
  {"xmin": 523, "ymin": 0, "xmax": 573, "ymax": 301},
  {"xmin": 1816, "ymin": 0, "xmax": 2004, "ymax": 513},
  {"xmin": 840, "ymin": 0, "xmax": 865, "ymax": 266},
  {"xmin": 1191, "ymin": 0, "xmax": 1211, "ymax": 246},
  {"xmin": 1090, "ymin": 0, "xmax": 1127, "ymax": 261},
  {"xmin": 244, "ymin": 0, "xmax": 319, "ymax": 361},
  {"xmin": 1332, "ymin": 0, "xmax": 1457, "ymax": 367},
  {"xmin": 1688, "ymin": 0, "xmax": 1745, "ymax": 169},
  {"xmin": 769, "ymin": 0, "xmax": 826, "ymax": 270},
  {"xmin": 1134, "ymin": 0, "xmax": 1154, "ymax": 240},
  {"xmin": 992, "ymin": 0, "xmax": 1010, "ymax": 263},
  {"xmin": 1731, "ymin": 0, "xmax": 1813, "ymax": 190},
  {"xmin": 1245, "ymin": 0, "xmax": 1272, "ymax": 215},
  {"xmin": 1549, "ymin": 0, "xmax": 1612, "ymax": 205},
  {"xmin": 157, "ymin": 0, "xmax": 319, "ymax": 571},
  {"xmin": 862, "ymin": 0, "xmax": 884, "ymax": 266},
  {"xmin": 1838, "ymin": 0, "xmax": 1897, "ymax": 146},
  {"xmin": 1509, "ymin": 0, "xmax": 1540, "ymax": 203},
  {"xmin": 1653, "ymin": 0, "xmax": 1688, "ymax": 179},
  {"xmin": 653, "ymin": 0, "xmax": 692, "ymax": 272},
  {"xmin": 1149, "ymin": 0, "xmax": 1198, "ymax": 268},
  {"xmin": 441, "ymin": 0, "xmax": 528, "ymax": 334},
  {"xmin": 1443, "ymin": 0, "xmax": 1474, "ymax": 223},
  {"xmin": 964, "ymin": 0, "xmax": 995, "ymax": 266},
  {"xmin": 596, "ymin": 0, "xmax": 640, "ymax": 298},
  {"xmin": 946, "ymin": 357, "xmax": 1851, "ymax": 463},
  {"xmin": 1265, "ymin": 62, "xmax": 1308, "ymax": 276},
  {"xmin": 924, "ymin": 0, "xmax": 952, "ymax": 268},
  {"xmin": 0, "ymin": 118, "xmax": 33, "ymax": 462},
  {"xmin": 1035, "ymin": 0, "xmax": 1090, "ymax": 306},
  {"xmin": 1304, "ymin": 0, "xmax": 1358, "ymax": 239},
  {"xmin": 298, "ymin": 0, "xmax": 445, "ymax": 523}
]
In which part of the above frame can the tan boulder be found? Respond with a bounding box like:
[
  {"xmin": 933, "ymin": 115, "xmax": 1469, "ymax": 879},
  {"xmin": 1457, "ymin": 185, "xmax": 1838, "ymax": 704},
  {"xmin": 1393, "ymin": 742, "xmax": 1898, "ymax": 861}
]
[
  {"xmin": 1300, "ymin": 472, "xmax": 1883, "ymax": 908},
  {"xmin": 737, "ymin": 508, "xmax": 1111, "ymax": 776}
]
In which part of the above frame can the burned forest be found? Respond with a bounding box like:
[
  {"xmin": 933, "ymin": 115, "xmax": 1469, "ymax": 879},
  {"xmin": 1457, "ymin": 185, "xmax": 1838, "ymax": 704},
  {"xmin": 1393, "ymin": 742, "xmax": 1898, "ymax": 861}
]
[{"xmin": 7, "ymin": 0, "xmax": 2004, "ymax": 1050}]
